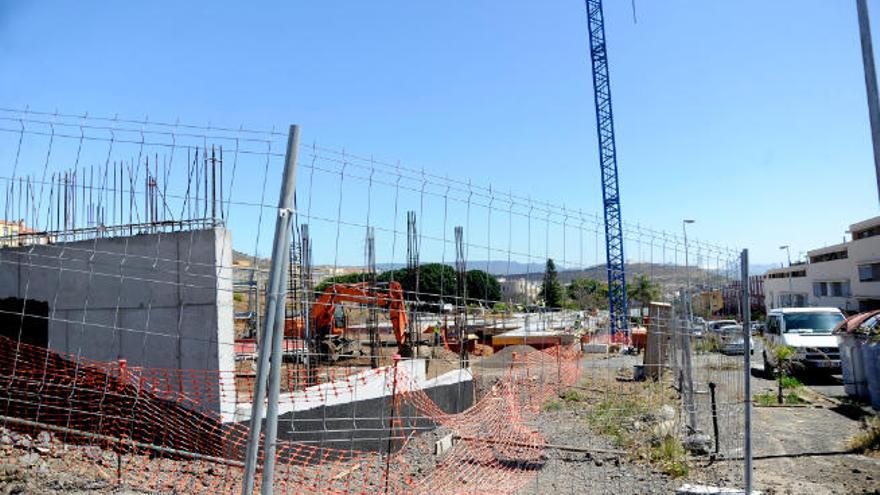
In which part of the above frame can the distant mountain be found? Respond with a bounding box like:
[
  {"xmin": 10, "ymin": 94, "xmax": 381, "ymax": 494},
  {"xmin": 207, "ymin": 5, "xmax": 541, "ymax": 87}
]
[
  {"xmin": 232, "ymin": 250, "xmax": 738, "ymax": 293},
  {"xmin": 376, "ymin": 260, "xmax": 548, "ymax": 275},
  {"xmin": 505, "ymin": 262, "xmax": 733, "ymax": 293},
  {"xmin": 749, "ymin": 263, "xmax": 777, "ymax": 276}
]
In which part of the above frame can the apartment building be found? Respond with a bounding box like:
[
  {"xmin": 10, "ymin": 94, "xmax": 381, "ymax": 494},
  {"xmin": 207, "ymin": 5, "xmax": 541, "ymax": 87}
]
[
  {"xmin": 0, "ymin": 220, "xmax": 52, "ymax": 248},
  {"xmin": 764, "ymin": 216, "xmax": 880, "ymax": 313}
]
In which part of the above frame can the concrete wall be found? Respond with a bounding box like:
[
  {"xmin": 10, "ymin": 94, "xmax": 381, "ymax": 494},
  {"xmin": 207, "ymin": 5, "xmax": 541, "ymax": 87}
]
[
  {"xmin": 0, "ymin": 228, "xmax": 235, "ymax": 417},
  {"xmin": 234, "ymin": 360, "xmax": 475, "ymax": 453}
]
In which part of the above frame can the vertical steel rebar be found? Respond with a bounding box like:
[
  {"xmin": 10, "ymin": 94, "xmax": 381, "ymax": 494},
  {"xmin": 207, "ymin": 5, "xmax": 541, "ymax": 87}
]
[{"xmin": 240, "ymin": 125, "xmax": 300, "ymax": 495}]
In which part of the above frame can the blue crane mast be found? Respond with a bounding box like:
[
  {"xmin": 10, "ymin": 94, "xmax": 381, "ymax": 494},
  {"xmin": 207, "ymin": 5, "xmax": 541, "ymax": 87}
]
[{"xmin": 585, "ymin": 0, "xmax": 629, "ymax": 337}]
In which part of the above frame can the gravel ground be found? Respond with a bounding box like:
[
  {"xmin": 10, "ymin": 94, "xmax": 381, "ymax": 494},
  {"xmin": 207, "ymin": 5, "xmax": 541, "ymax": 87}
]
[
  {"xmin": 516, "ymin": 405, "xmax": 680, "ymax": 494},
  {"xmin": 0, "ymin": 427, "xmax": 137, "ymax": 495}
]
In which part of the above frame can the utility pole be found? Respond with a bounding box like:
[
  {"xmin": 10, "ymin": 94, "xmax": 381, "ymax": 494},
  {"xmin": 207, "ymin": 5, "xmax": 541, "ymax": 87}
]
[
  {"xmin": 856, "ymin": 0, "xmax": 880, "ymax": 206},
  {"xmin": 779, "ymin": 245, "xmax": 792, "ymax": 307}
]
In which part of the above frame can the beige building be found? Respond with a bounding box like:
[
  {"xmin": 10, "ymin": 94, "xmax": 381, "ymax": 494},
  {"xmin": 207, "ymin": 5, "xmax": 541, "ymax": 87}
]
[
  {"xmin": 691, "ymin": 290, "xmax": 723, "ymax": 317},
  {"xmin": 0, "ymin": 220, "xmax": 52, "ymax": 248},
  {"xmin": 764, "ymin": 216, "xmax": 880, "ymax": 313}
]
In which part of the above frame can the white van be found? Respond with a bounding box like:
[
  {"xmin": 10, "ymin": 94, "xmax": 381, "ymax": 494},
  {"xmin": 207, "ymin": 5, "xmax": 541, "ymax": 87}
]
[{"xmin": 763, "ymin": 307, "xmax": 845, "ymax": 373}]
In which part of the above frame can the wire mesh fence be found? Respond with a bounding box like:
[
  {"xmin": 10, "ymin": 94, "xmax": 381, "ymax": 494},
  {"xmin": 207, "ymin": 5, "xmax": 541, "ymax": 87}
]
[{"xmin": 0, "ymin": 108, "xmax": 752, "ymax": 494}]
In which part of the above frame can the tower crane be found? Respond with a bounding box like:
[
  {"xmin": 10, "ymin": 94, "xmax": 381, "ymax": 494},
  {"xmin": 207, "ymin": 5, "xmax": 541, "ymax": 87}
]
[{"xmin": 584, "ymin": 0, "xmax": 629, "ymax": 338}]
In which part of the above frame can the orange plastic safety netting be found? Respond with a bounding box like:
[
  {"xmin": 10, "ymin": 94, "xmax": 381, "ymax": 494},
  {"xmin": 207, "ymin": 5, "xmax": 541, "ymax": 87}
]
[{"xmin": 0, "ymin": 335, "xmax": 580, "ymax": 494}]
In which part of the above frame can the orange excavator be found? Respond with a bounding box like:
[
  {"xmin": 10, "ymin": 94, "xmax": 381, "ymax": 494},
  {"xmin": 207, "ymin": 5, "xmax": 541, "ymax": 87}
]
[{"xmin": 285, "ymin": 281, "xmax": 409, "ymax": 361}]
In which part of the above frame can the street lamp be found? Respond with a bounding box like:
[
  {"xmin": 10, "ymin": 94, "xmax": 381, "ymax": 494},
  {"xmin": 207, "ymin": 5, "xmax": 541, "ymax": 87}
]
[
  {"xmin": 779, "ymin": 245, "xmax": 792, "ymax": 306},
  {"xmin": 683, "ymin": 220, "xmax": 695, "ymax": 325}
]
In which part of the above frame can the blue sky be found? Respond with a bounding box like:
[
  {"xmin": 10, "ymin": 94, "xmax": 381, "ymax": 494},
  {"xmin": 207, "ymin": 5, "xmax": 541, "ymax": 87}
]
[{"xmin": 0, "ymin": 0, "xmax": 877, "ymax": 269}]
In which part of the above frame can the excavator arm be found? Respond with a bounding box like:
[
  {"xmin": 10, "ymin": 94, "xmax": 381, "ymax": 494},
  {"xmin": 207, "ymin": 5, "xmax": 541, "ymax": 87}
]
[{"xmin": 311, "ymin": 281, "xmax": 409, "ymax": 351}]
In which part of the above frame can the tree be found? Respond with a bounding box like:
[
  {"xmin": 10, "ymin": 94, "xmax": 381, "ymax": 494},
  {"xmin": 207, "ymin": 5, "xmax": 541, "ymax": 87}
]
[
  {"xmin": 466, "ymin": 269, "xmax": 501, "ymax": 305},
  {"xmin": 627, "ymin": 274, "xmax": 661, "ymax": 316},
  {"xmin": 379, "ymin": 263, "xmax": 458, "ymax": 311},
  {"xmin": 314, "ymin": 272, "xmax": 369, "ymax": 292},
  {"xmin": 567, "ymin": 278, "xmax": 608, "ymax": 310},
  {"xmin": 539, "ymin": 258, "xmax": 563, "ymax": 309},
  {"xmin": 317, "ymin": 264, "xmax": 500, "ymax": 313}
]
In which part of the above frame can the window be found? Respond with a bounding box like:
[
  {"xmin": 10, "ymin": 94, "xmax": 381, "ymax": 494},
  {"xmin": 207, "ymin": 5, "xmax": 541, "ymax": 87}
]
[
  {"xmin": 768, "ymin": 270, "xmax": 806, "ymax": 279},
  {"xmin": 809, "ymin": 250, "xmax": 848, "ymax": 263},
  {"xmin": 813, "ymin": 282, "xmax": 827, "ymax": 297},
  {"xmin": 782, "ymin": 312, "xmax": 844, "ymax": 334},
  {"xmin": 859, "ymin": 263, "xmax": 880, "ymax": 282},
  {"xmin": 854, "ymin": 226, "xmax": 880, "ymax": 240},
  {"xmin": 779, "ymin": 293, "xmax": 807, "ymax": 307}
]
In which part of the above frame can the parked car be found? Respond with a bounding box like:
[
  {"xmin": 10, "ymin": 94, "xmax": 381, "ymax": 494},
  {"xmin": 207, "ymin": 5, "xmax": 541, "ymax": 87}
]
[
  {"xmin": 706, "ymin": 319, "xmax": 738, "ymax": 337},
  {"xmin": 763, "ymin": 307, "xmax": 845, "ymax": 373},
  {"xmin": 750, "ymin": 321, "xmax": 766, "ymax": 335},
  {"xmin": 717, "ymin": 324, "xmax": 754, "ymax": 355}
]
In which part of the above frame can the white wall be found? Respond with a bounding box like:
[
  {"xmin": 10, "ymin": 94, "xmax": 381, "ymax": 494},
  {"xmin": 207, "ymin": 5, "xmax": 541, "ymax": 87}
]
[
  {"xmin": 764, "ymin": 269, "xmax": 811, "ymax": 309},
  {"xmin": 850, "ymin": 233, "xmax": 880, "ymax": 303}
]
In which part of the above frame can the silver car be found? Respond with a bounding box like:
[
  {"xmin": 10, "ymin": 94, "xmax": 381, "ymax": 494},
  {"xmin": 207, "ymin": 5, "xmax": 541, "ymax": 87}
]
[{"xmin": 718, "ymin": 324, "xmax": 753, "ymax": 355}]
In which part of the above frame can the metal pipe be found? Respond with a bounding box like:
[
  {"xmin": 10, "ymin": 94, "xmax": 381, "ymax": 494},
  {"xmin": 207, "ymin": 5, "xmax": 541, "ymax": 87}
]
[
  {"xmin": 779, "ymin": 245, "xmax": 792, "ymax": 306},
  {"xmin": 682, "ymin": 219, "xmax": 694, "ymax": 325},
  {"xmin": 259, "ymin": 125, "xmax": 300, "ymax": 495},
  {"xmin": 857, "ymin": 0, "xmax": 880, "ymax": 206},
  {"xmin": 453, "ymin": 435, "xmax": 625, "ymax": 455},
  {"xmin": 741, "ymin": 249, "xmax": 753, "ymax": 494},
  {"xmin": 383, "ymin": 355, "xmax": 401, "ymax": 494},
  {"xmin": 241, "ymin": 125, "xmax": 299, "ymax": 495}
]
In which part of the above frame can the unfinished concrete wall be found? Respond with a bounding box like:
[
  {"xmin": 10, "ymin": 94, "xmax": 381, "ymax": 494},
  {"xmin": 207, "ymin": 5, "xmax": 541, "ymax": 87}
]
[
  {"xmin": 233, "ymin": 361, "xmax": 475, "ymax": 453},
  {"xmin": 0, "ymin": 228, "xmax": 235, "ymax": 417}
]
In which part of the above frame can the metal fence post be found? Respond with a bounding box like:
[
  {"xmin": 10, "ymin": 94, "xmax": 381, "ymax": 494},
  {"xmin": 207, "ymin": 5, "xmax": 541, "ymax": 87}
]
[
  {"xmin": 680, "ymin": 316, "xmax": 697, "ymax": 433},
  {"xmin": 740, "ymin": 249, "xmax": 753, "ymax": 493},
  {"xmin": 241, "ymin": 125, "xmax": 300, "ymax": 495}
]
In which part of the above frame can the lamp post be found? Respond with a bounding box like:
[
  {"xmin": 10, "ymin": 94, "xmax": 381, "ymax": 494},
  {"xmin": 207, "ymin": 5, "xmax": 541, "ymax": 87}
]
[
  {"xmin": 683, "ymin": 220, "xmax": 695, "ymax": 325},
  {"xmin": 779, "ymin": 245, "xmax": 792, "ymax": 307}
]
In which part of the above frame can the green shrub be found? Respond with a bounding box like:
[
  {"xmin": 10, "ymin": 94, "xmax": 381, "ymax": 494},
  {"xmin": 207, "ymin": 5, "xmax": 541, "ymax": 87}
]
[
  {"xmin": 780, "ymin": 375, "xmax": 803, "ymax": 390},
  {"xmin": 561, "ymin": 389, "xmax": 582, "ymax": 403},
  {"xmin": 649, "ymin": 437, "xmax": 689, "ymax": 478}
]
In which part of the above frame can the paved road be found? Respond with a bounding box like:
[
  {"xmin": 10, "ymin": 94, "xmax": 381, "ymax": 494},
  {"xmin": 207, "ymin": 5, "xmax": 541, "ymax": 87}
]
[{"xmin": 749, "ymin": 338, "xmax": 847, "ymax": 400}]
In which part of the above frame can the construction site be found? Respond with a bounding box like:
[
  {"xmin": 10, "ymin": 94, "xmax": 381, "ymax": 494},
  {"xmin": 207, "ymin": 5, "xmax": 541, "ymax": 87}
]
[
  {"xmin": 2, "ymin": 1, "xmax": 880, "ymax": 494},
  {"xmin": 0, "ymin": 104, "xmax": 757, "ymax": 494}
]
